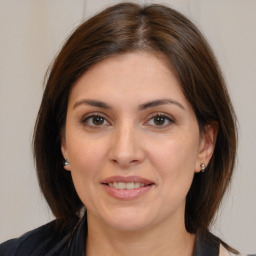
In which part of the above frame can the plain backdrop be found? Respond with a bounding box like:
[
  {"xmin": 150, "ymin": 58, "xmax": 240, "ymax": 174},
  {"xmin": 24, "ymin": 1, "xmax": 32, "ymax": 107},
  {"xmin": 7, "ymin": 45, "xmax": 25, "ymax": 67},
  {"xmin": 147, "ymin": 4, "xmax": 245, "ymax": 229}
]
[{"xmin": 0, "ymin": 0, "xmax": 255, "ymax": 253}]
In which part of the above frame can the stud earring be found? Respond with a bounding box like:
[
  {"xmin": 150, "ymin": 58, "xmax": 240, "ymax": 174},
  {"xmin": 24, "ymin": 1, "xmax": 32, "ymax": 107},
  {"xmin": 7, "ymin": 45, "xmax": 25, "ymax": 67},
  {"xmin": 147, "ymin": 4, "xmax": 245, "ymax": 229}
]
[
  {"xmin": 200, "ymin": 163, "xmax": 206, "ymax": 172},
  {"xmin": 64, "ymin": 159, "xmax": 70, "ymax": 167}
]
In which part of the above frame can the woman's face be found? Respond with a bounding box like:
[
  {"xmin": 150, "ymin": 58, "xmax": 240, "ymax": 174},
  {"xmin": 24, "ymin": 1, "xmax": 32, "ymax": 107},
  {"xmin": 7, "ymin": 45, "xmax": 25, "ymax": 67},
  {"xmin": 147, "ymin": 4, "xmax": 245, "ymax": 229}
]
[{"xmin": 61, "ymin": 52, "xmax": 214, "ymax": 232}]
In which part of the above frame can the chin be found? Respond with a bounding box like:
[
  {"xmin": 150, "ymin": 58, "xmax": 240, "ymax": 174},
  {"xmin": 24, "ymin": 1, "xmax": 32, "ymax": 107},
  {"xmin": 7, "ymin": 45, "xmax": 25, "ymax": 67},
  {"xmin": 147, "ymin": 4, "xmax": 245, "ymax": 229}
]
[
  {"xmin": 108, "ymin": 218, "xmax": 151, "ymax": 232},
  {"xmin": 101, "ymin": 208, "xmax": 156, "ymax": 232}
]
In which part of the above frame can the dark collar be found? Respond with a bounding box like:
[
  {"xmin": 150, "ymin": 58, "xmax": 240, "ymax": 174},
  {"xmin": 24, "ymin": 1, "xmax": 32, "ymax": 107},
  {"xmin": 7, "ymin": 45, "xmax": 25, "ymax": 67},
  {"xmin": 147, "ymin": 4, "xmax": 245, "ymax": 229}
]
[
  {"xmin": 67, "ymin": 216, "xmax": 87, "ymax": 256},
  {"xmin": 193, "ymin": 232, "xmax": 220, "ymax": 256}
]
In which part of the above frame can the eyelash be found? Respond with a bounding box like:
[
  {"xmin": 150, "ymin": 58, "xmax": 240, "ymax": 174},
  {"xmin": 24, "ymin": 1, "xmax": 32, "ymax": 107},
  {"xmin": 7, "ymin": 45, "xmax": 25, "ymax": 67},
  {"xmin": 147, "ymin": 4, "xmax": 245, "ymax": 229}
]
[
  {"xmin": 146, "ymin": 112, "xmax": 174, "ymax": 128},
  {"xmin": 81, "ymin": 112, "xmax": 110, "ymax": 128},
  {"xmin": 81, "ymin": 112, "xmax": 174, "ymax": 129}
]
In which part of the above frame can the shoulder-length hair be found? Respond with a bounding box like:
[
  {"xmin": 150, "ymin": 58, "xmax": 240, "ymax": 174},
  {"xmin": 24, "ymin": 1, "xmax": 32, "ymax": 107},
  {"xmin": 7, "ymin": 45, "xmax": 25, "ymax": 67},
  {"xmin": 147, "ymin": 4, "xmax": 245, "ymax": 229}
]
[{"xmin": 34, "ymin": 1, "xmax": 237, "ymax": 244}]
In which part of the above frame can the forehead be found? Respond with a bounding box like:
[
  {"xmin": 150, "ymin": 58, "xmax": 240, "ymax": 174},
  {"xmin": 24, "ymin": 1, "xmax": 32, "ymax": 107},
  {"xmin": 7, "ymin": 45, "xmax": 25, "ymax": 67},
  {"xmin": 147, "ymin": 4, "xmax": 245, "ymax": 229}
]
[{"xmin": 68, "ymin": 51, "xmax": 188, "ymax": 108}]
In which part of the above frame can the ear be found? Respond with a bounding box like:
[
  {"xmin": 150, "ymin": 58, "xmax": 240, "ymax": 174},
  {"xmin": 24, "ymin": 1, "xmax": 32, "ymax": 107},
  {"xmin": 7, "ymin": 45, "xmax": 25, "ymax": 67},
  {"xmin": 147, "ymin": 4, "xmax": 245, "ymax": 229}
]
[
  {"xmin": 60, "ymin": 127, "xmax": 71, "ymax": 171},
  {"xmin": 195, "ymin": 123, "xmax": 218, "ymax": 173}
]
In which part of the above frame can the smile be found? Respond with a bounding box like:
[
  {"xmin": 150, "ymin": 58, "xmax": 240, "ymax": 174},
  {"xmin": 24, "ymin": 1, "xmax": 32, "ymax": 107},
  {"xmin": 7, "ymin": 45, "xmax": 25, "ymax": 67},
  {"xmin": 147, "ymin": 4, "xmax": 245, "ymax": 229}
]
[
  {"xmin": 107, "ymin": 182, "xmax": 146, "ymax": 190},
  {"xmin": 101, "ymin": 176, "xmax": 155, "ymax": 200}
]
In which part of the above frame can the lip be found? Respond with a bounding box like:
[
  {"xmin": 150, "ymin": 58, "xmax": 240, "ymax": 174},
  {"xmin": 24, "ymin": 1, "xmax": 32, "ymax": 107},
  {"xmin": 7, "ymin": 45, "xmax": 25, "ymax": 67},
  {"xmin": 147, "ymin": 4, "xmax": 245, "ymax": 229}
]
[{"xmin": 101, "ymin": 176, "xmax": 155, "ymax": 200}]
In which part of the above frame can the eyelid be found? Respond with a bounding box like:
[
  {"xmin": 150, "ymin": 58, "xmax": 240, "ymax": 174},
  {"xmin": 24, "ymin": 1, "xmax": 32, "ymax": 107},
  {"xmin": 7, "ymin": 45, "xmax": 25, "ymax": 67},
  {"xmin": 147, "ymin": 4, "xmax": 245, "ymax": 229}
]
[
  {"xmin": 80, "ymin": 111, "xmax": 175, "ymax": 128},
  {"xmin": 145, "ymin": 112, "xmax": 175, "ymax": 127},
  {"xmin": 81, "ymin": 112, "xmax": 111, "ymax": 126},
  {"xmin": 146, "ymin": 112, "xmax": 173, "ymax": 119}
]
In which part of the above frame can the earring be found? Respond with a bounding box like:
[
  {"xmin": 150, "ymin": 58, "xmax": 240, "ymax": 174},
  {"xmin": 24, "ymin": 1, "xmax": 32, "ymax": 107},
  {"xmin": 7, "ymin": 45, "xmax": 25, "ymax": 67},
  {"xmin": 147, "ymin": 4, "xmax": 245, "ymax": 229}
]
[
  {"xmin": 200, "ymin": 163, "xmax": 206, "ymax": 172},
  {"xmin": 64, "ymin": 159, "xmax": 70, "ymax": 167}
]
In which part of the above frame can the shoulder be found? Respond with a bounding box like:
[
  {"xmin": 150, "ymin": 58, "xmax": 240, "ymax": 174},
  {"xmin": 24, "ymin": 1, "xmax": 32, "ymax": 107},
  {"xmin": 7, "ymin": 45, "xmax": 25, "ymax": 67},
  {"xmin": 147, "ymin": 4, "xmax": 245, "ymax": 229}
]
[
  {"xmin": 0, "ymin": 220, "xmax": 70, "ymax": 256},
  {"xmin": 195, "ymin": 231, "xmax": 244, "ymax": 256}
]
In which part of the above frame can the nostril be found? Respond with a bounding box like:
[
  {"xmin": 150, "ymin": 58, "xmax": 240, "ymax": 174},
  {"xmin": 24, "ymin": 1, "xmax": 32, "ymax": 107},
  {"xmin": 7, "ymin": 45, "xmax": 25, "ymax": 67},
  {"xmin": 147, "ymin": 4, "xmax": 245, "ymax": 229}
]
[{"xmin": 111, "ymin": 159, "xmax": 138, "ymax": 167}]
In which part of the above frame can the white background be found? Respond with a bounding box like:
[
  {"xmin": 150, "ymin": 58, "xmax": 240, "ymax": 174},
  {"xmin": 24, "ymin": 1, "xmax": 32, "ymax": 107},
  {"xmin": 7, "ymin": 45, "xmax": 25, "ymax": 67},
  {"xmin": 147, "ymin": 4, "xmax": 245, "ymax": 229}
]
[{"xmin": 0, "ymin": 0, "xmax": 255, "ymax": 253}]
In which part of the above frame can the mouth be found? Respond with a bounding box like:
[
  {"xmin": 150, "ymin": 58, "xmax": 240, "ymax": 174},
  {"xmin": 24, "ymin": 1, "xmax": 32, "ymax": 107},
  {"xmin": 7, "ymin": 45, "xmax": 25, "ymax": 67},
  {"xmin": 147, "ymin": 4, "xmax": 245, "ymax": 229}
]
[
  {"xmin": 101, "ymin": 176, "xmax": 155, "ymax": 200},
  {"xmin": 104, "ymin": 182, "xmax": 150, "ymax": 190}
]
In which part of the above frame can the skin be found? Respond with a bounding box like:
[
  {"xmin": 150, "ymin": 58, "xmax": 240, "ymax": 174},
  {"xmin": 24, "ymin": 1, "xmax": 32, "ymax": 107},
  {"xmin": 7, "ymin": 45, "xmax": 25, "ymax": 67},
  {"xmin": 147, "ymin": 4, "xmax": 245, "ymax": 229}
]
[{"xmin": 61, "ymin": 51, "xmax": 216, "ymax": 256}]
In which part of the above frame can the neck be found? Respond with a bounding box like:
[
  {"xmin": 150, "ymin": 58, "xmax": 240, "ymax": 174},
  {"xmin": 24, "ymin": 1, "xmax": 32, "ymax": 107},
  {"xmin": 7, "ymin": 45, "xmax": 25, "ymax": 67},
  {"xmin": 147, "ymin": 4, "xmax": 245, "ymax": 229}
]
[{"xmin": 85, "ymin": 212, "xmax": 195, "ymax": 256}]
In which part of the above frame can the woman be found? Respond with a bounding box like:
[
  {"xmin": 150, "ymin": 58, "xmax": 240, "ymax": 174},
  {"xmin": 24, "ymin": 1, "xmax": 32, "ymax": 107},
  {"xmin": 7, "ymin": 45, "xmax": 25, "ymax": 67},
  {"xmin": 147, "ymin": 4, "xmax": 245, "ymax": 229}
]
[{"xmin": 0, "ymin": 2, "xmax": 240, "ymax": 256}]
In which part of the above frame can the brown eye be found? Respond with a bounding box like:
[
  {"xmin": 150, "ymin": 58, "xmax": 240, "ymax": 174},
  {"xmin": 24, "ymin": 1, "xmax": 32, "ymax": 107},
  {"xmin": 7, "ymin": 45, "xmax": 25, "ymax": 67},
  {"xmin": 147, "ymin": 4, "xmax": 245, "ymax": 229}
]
[
  {"xmin": 82, "ymin": 114, "xmax": 109, "ymax": 127},
  {"xmin": 153, "ymin": 116, "xmax": 166, "ymax": 126},
  {"xmin": 92, "ymin": 116, "xmax": 105, "ymax": 125},
  {"xmin": 146, "ymin": 113, "xmax": 174, "ymax": 128}
]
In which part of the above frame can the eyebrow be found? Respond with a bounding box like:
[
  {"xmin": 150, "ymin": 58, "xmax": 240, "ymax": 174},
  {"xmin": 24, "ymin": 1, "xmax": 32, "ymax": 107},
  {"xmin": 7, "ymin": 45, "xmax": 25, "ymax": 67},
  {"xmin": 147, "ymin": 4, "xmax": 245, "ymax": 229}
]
[
  {"xmin": 73, "ymin": 98, "xmax": 185, "ymax": 110},
  {"xmin": 73, "ymin": 99, "xmax": 111, "ymax": 109},
  {"xmin": 138, "ymin": 99, "xmax": 185, "ymax": 111}
]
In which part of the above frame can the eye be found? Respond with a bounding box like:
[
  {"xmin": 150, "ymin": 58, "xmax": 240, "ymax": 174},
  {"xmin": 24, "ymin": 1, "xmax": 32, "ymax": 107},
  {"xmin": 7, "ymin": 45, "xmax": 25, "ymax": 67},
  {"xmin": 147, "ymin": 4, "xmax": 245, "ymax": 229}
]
[
  {"xmin": 146, "ymin": 113, "xmax": 174, "ymax": 128},
  {"xmin": 82, "ymin": 114, "xmax": 109, "ymax": 128}
]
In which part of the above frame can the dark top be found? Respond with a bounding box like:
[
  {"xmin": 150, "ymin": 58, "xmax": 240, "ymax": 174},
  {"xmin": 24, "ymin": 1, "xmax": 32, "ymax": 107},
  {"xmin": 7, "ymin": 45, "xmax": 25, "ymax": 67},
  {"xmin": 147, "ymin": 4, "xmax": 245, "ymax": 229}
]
[{"xmin": 0, "ymin": 215, "xmax": 220, "ymax": 256}]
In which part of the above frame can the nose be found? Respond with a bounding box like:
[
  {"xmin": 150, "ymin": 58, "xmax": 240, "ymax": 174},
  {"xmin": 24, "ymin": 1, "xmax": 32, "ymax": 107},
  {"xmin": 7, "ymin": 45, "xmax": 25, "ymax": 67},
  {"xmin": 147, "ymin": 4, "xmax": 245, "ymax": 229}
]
[{"xmin": 109, "ymin": 123, "xmax": 145, "ymax": 169}]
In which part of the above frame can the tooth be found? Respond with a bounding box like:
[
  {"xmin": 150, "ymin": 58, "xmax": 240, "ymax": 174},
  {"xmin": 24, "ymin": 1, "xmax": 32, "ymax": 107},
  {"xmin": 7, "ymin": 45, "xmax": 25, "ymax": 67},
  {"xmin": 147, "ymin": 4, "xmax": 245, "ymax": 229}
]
[
  {"xmin": 126, "ymin": 182, "xmax": 135, "ymax": 190},
  {"xmin": 109, "ymin": 182, "xmax": 147, "ymax": 190},
  {"xmin": 134, "ymin": 182, "xmax": 140, "ymax": 188},
  {"xmin": 118, "ymin": 182, "xmax": 126, "ymax": 189}
]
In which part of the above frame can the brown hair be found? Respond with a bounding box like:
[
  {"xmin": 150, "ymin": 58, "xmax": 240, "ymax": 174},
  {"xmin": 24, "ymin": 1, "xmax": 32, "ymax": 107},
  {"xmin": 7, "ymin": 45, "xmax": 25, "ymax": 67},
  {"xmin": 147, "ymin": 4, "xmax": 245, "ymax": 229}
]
[{"xmin": 33, "ymin": 2, "xmax": 237, "ymax": 251}]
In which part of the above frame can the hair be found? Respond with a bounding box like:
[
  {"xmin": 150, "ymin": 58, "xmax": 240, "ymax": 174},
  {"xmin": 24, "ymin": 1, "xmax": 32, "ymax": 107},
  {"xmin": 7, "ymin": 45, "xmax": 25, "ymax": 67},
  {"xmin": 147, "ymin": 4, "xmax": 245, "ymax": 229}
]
[{"xmin": 33, "ymin": 2, "xmax": 237, "ymax": 252}]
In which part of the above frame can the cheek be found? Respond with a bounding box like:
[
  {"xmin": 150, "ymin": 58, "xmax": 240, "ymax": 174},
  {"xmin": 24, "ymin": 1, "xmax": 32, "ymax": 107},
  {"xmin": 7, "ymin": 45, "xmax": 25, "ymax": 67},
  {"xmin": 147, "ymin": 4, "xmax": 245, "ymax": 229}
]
[
  {"xmin": 152, "ymin": 136, "xmax": 198, "ymax": 169},
  {"xmin": 67, "ymin": 137, "xmax": 107, "ymax": 206},
  {"xmin": 66, "ymin": 128, "xmax": 106, "ymax": 167},
  {"xmin": 66, "ymin": 133, "xmax": 108, "ymax": 190},
  {"xmin": 150, "ymin": 136, "xmax": 199, "ymax": 210},
  {"xmin": 148, "ymin": 134, "xmax": 199, "ymax": 188}
]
